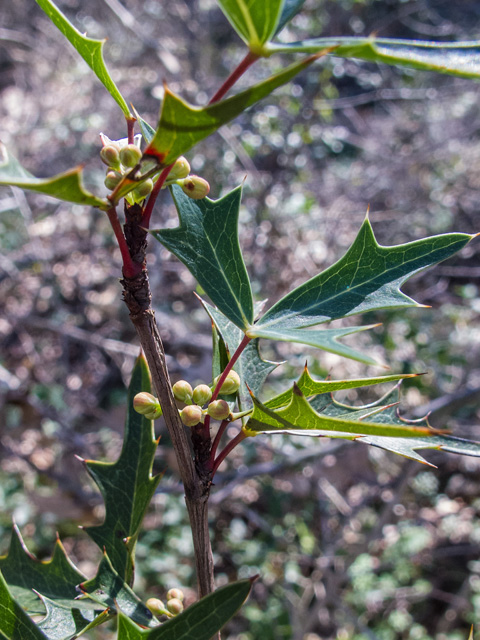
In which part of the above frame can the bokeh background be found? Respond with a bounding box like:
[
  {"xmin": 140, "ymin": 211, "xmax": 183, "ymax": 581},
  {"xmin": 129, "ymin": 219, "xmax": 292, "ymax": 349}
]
[{"xmin": 1, "ymin": 1, "xmax": 480, "ymax": 638}]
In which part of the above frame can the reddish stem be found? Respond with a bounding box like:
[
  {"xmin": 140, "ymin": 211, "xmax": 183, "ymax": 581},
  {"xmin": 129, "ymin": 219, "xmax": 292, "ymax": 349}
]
[
  {"xmin": 211, "ymin": 334, "xmax": 251, "ymax": 403},
  {"xmin": 211, "ymin": 430, "xmax": 247, "ymax": 477},
  {"xmin": 127, "ymin": 117, "xmax": 136, "ymax": 144},
  {"xmin": 209, "ymin": 419, "xmax": 230, "ymax": 468},
  {"xmin": 141, "ymin": 163, "xmax": 175, "ymax": 228},
  {"xmin": 209, "ymin": 51, "xmax": 260, "ymax": 104},
  {"xmin": 106, "ymin": 207, "xmax": 139, "ymax": 278}
]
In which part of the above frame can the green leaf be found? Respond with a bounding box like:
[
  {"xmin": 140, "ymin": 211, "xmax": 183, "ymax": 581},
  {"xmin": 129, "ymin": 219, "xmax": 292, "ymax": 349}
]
[
  {"xmin": 36, "ymin": 596, "xmax": 110, "ymax": 640},
  {"xmin": 274, "ymin": 0, "xmax": 306, "ymax": 35},
  {"xmin": 78, "ymin": 554, "xmax": 156, "ymax": 628},
  {"xmin": 202, "ymin": 300, "xmax": 279, "ymax": 413},
  {"xmin": 0, "ymin": 526, "xmax": 87, "ymax": 616},
  {"xmin": 216, "ymin": 0, "xmax": 284, "ymax": 49},
  {"xmin": 35, "ymin": 0, "xmax": 131, "ymax": 116},
  {"xmin": 84, "ymin": 354, "xmax": 161, "ymax": 584},
  {"xmin": 143, "ymin": 54, "xmax": 321, "ymax": 167},
  {"xmin": 249, "ymin": 218, "xmax": 474, "ymax": 338},
  {"xmin": 0, "ymin": 570, "xmax": 49, "ymax": 640},
  {"xmin": 267, "ymin": 37, "xmax": 480, "ymax": 79},
  {"xmin": 152, "ymin": 185, "xmax": 254, "ymax": 330},
  {"xmin": 0, "ymin": 144, "xmax": 109, "ymax": 210},
  {"xmin": 117, "ymin": 578, "xmax": 254, "ymax": 639}
]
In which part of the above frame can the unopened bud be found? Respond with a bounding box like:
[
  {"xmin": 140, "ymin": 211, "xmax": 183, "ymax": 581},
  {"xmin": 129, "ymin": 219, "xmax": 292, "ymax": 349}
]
[
  {"xmin": 146, "ymin": 598, "xmax": 168, "ymax": 616},
  {"xmin": 166, "ymin": 588, "xmax": 184, "ymax": 602},
  {"xmin": 133, "ymin": 178, "xmax": 154, "ymax": 200},
  {"xmin": 180, "ymin": 176, "xmax": 210, "ymax": 200},
  {"xmin": 100, "ymin": 145, "xmax": 121, "ymax": 168},
  {"xmin": 169, "ymin": 156, "xmax": 191, "ymax": 180},
  {"xmin": 166, "ymin": 598, "xmax": 184, "ymax": 615},
  {"xmin": 119, "ymin": 144, "xmax": 142, "ymax": 168},
  {"xmin": 133, "ymin": 392, "xmax": 162, "ymax": 419},
  {"xmin": 180, "ymin": 404, "xmax": 203, "ymax": 427},
  {"xmin": 214, "ymin": 370, "xmax": 241, "ymax": 395},
  {"xmin": 172, "ymin": 380, "xmax": 193, "ymax": 404},
  {"xmin": 207, "ymin": 399, "xmax": 230, "ymax": 421},
  {"xmin": 104, "ymin": 170, "xmax": 122, "ymax": 191},
  {"xmin": 192, "ymin": 384, "xmax": 212, "ymax": 406}
]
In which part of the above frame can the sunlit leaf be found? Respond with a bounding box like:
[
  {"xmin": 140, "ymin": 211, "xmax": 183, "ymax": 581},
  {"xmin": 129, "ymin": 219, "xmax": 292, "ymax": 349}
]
[
  {"xmin": 36, "ymin": 596, "xmax": 110, "ymax": 640},
  {"xmin": 0, "ymin": 144, "xmax": 109, "ymax": 210},
  {"xmin": 216, "ymin": 0, "xmax": 284, "ymax": 49},
  {"xmin": 84, "ymin": 354, "xmax": 161, "ymax": 584},
  {"xmin": 267, "ymin": 37, "xmax": 480, "ymax": 79},
  {"xmin": 35, "ymin": 0, "xmax": 131, "ymax": 116}
]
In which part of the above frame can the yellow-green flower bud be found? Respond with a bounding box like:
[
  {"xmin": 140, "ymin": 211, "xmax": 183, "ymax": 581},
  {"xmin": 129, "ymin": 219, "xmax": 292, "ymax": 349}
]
[
  {"xmin": 192, "ymin": 384, "xmax": 212, "ymax": 406},
  {"xmin": 133, "ymin": 178, "xmax": 154, "ymax": 201},
  {"xmin": 180, "ymin": 176, "xmax": 210, "ymax": 200},
  {"xmin": 100, "ymin": 145, "xmax": 121, "ymax": 168},
  {"xmin": 169, "ymin": 156, "xmax": 191, "ymax": 180},
  {"xmin": 172, "ymin": 380, "xmax": 193, "ymax": 404},
  {"xmin": 166, "ymin": 588, "xmax": 184, "ymax": 602},
  {"xmin": 133, "ymin": 392, "xmax": 162, "ymax": 419},
  {"xmin": 146, "ymin": 598, "xmax": 168, "ymax": 616},
  {"xmin": 206, "ymin": 399, "xmax": 230, "ymax": 421},
  {"xmin": 214, "ymin": 370, "xmax": 241, "ymax": 395},
  {"xmin": 104, "ymin": 170, "xmax": 122, "ymax": 191},
  {"xmin": 166, "ymin": 598, "xmax": 184, "ymax": 615},
  {"xmin": 119, "ymin": 144, "xmax": 142, "ymax": 168},
  {"xmin": 180, "ymin": 405, "xmax": 203, "ymax": 427}
]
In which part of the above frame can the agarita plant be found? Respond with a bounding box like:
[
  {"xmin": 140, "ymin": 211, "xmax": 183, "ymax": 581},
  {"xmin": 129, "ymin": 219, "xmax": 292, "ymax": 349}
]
[{"xmin": 0, "ymin": 0, "xmax": 479, "ymax": 637}]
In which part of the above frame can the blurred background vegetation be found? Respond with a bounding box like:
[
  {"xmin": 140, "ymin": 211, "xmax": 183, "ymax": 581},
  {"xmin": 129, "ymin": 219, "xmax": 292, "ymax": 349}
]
[{"xmin": 1, "ymin": 0, "xmax": 480, "ymax": 638}]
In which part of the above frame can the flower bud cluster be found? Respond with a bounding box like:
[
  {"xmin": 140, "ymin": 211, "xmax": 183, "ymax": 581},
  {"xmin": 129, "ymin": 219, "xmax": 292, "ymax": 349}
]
[
  {"xmin": 100, "ymin": 133, "xmax": 152, "ymax": 204},
  {"xmin": 146, "ymin": 588, "xmax": 184, "ymax": 618},
  {"xmin": 163, "ymin": 156, "xmax": 210, "ymax": 200},
  {"xmin": 133, "ymin": 392, "xmax": 162, "ymax": 420},
  {"xmin": 173, "ymin": 370, "xmax": 241, "ymax": 427}
]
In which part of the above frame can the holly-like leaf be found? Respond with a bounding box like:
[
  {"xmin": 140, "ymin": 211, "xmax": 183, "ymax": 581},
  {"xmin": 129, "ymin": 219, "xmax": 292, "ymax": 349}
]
[
  {"xmin": 249, "ymin": 218, "xmax": 474, "ymax": 341},
  {"xmin": 267, "ymin": 37, "xmax": 480, "ymax": 79},
  {"xmin": 0, "ymin": 143, "xmax": 109, "ymax": 210},
  {"xmin": 83, "ymin": 355, "xmax": 161, "ymax": 584},
  {"xmin": 116, "ymin": 578, "xmax": 254, "ymax": 639},
  {"xmin": 216, "ymin": 0, "xmax": 284, "ymax": 49},
  {"xmin": 36, "ymin": 595, "xmax": 110, "ymax": 640},
  {"xmin": 0, "ymin": 570, "xmax": 49, "ymax": 640},
  {"xmin": 0, "ymin": 526, "xmax": 87, "ymax": 616},
  {"xmin": 78, "ymin": 554, "xmax": 156, "ymax": 628},
  {"xmin": 35, "ymin": 0, "xmax": 131, "ymax": 117},
  {"xmin": 143, "ymin": 53, "xmax": 323, "ymax": 166},
  {"xmin": 152, "ymin": 185, "xmax": 254, "ymax": 330},
  {"xmin": 202, "ymin": 300, "xmax": 279, "ymax": 413}
]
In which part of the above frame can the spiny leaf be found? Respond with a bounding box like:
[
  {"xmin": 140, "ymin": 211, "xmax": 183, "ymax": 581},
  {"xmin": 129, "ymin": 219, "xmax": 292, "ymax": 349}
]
[
  {"xmin": 216, "ymin": 0, "xmax": 284, "ymax": 49},
  {"xmin": 152, "ymin": 185, "xmax": 254, "ymax": 330},
  {"xmin": 35, "ymin": 0, "xmax": 131, "ymax": 116},
  {"xmin": 143, "ymin": 53, "xmax": 323, "ymax": 167},
  {"xmin": 0, "ymin": 143, "xmax": 109, "ymax": 210},
  {"xmin": 116, "ymin": 578, "xmax": 254, "ymax": 639},
  {"xmin": 267, "ymin": 37, "xmax": 480, "ymax": 80},
  {"xmin": 202, "ymin": 299, "xmax": 279, "ymax": 413},
  {"xmin": 36, "ymin": 595, "xmax": 110, "ymax": 640},
  {"xmin": 84, "ymin": 354, "xmax": 161, "ymax": 584},
  {"xmin": 78, "ymin": 554, "xmax": 156, "ymax": 628},
  {"xmin": 0, "ymin": 525, "xmax": 87, "ymax": 616},
  {"xmin": 250, "ymin": 218, "xmax": 474, "ymax": 337},
  {"xmin": 0, "ymin": 570, "xmax": 48, "ymax": 640}
]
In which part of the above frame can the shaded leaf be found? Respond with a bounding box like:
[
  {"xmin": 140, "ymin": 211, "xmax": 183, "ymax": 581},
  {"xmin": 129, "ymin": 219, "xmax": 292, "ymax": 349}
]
[
  {"xmin": 35, "ymin": 0, "xmax": 131, "ymax": 116},
  {"xmin": 216, "ymin": 0, "xmax": 284, "ymax": 48},
  {"xmin": 0, "ymin": 526, "xmax": 86, "ymax": 616},
  {"xmin": 78, "ymin": 554, "xmax": 156, "ymax": 628},
  {"xmin": 202, "ymin": 300, "xmax": 279, "ymax": 413},
  {"xmin": 152, "ymin": 185, "xmax": 254, "ymax": 330},
  {"xmin": 143, "ymin": 54, "xmax": 323, "ymax": 166},
  {"xmin": 117, "ymin": 578, "xmax": 254, "ymax": 639},
  {"xmin": 84, "ymin": 354, "xmax": 161, "ymax": 584},
  {"xmin": 268, "ymin": 37, "xmax": 480, "ymax": 79},
  {"xmin": 250, "ymin": 218, "xmax": 473, "ymax": 336},
  {"xmin": 36, "ymin": 595, "xmax": 110, "ymax": 640},
  {"xmin": 0, "ymin": 570, "xmax": 48, "ymax": 640},
  {"xmin": 0, "ymin": 144, "xmax": 109, "ymax": 210},
  {"xmin": 275, "ymin": 0, "xmax": 306, "ymax": 35}
]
